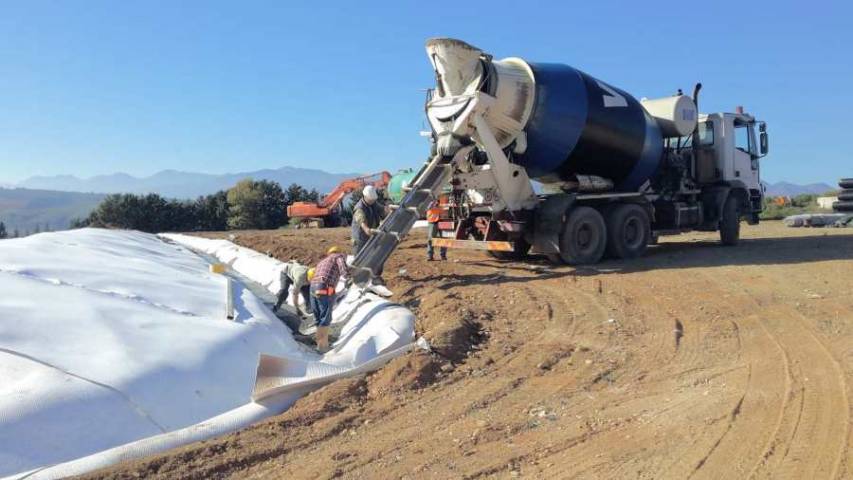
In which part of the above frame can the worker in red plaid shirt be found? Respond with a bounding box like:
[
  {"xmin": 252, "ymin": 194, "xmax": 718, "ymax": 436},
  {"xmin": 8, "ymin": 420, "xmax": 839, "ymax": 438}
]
[{"xmin": 309, "ymin": 246, "xmax": 349, "ymax": 353}]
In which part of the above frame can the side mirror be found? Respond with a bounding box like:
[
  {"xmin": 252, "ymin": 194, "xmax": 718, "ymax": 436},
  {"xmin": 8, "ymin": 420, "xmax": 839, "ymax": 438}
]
[{"xmin": 760, "ymin": 131, "xmax": 769, "ymax": 156}]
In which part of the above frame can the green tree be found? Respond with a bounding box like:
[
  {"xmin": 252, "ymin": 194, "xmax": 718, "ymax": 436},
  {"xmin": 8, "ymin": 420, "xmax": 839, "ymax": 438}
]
[
  {"xmin": 284, "ymin": 183, "xmax": 308, "ymax": 205},
  {"xmin": 194, "ymin": 191, "xmax": 229, "ymax": 231},
  {"xmin": 70, "ymin": 217, "xmax": 89, "ymax": 229},
  {"xmin": 12, "ymin": 228, "xmax": 19, "ymax": 238},
  {"xmin": 791, "ymin": 194, "xmax": 818, "ymax": 208},
  {"xmin": 0, "ymin": 221, "xmax": 7, "ymax": 239},
  {"xmin": 227, "ymin": 179, "xmax": 264, "ymax": 230},
  {"xmin": 257, "ymin": 180, "xmax": 287, "ymax": 228},
  {"xmin": 84, "ymin": 193, "xmax": 198, "ymax": 232},
  {"xmin": 227, "ymin": 179, "xmax": 286, "ymax": 230}
]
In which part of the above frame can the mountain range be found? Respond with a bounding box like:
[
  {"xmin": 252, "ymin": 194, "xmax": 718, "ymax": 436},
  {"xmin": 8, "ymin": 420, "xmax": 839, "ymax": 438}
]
[
  {"xmin": 763, "ymin": 181, "xmax": 836, "ymax": 197},
  {"xmin": 0, "ymin": 188, "xmax": 106, "ymax": 234},
  {"xmin": 17, "ymin": 166, "xmax": 361, "ymax": 199}
]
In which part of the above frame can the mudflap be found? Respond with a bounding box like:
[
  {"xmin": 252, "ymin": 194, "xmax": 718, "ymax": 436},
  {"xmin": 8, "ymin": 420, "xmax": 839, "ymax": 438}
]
[{"xmin": 532, "ymin": 193, "xmax": 576, "ymax": 254}]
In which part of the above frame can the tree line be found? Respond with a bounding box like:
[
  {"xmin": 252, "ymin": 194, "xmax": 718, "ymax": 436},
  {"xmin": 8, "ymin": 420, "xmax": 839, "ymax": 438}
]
[
  {"xmin": 760, "ymin": 192, "xmax": 837, "ymax": 220},
  {"xmin": 71, "ymin": 180, "xmax": 320, "ymax": 233},
  {"xmin": 0, "ymin": 221, "xmax": 52, "ymax": 239}
]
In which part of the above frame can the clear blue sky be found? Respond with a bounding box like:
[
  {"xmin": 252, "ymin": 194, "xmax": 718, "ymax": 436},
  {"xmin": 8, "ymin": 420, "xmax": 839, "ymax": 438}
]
[{"xmin": 0, "ymin": 1, "xmax": 849, "ymax": 185}]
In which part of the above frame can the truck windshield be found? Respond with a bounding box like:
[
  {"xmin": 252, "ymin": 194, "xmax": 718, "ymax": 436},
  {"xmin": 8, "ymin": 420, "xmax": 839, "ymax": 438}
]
[{"xmin": 671, "ymin": 121, "xmax": 713, "ymax": 148}]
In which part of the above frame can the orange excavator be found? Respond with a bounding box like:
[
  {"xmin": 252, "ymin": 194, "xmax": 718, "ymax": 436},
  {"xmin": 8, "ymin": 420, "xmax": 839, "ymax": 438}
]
[{"xmin": 287, "ymin": 171, "xmax": 391, "ymax": 228}]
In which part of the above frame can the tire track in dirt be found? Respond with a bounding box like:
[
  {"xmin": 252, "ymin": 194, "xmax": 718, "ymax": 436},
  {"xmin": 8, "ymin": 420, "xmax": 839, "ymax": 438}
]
[{"xmin": 699, "ymin": 269, "xmax": 849, "ymax": 479}]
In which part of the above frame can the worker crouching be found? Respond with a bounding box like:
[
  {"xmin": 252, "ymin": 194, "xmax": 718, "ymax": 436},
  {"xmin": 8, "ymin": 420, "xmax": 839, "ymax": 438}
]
[
  {"xmin": 309, "ymin": 246, "xmax": 350, "ymax": 353},
  {"xmin": 273, "ymin": 260, "xmax": 311, "ymax": 317}
]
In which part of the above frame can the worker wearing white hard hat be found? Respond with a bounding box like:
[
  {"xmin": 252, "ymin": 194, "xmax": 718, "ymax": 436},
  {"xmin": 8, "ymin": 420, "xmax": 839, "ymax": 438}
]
[
  {"xmin": 351, "ymin": 184, "xmax": 389, "ymax": 279},
  {"xmin": 362, "ymin": 185, "xmax": 379, "ymax": 203}
]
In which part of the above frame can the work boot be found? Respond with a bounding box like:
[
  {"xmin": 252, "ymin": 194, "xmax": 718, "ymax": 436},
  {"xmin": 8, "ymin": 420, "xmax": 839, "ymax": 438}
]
[{"xmin": 316, "ymin": 326, "xmax": 331, "ymax": 353}]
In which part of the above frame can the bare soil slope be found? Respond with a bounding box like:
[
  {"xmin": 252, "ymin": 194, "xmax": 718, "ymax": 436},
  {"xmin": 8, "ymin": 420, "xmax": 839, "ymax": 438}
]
[{"xmin": 83, "ymin": 222, "xmax": 853, "ymax": 479}]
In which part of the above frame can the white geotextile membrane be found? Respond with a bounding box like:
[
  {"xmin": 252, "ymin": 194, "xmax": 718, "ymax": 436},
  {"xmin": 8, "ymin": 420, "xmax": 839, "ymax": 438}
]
[{"xmin": 0, "ymin": 229, "xmax": 415, "ymax": 479}]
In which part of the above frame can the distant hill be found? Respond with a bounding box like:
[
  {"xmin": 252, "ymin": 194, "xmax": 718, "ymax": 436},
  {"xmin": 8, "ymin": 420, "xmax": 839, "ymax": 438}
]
[
  {"xmin": 0, "ymin": 188, "xmax": 106, "ymax": 234},
  {"xmin": 764, "ymin": 181, "xmax": 836, "ymax": 197},
  {"xmin": 18, "ymin": 166, "xmax": 361, "ymax": 199}
]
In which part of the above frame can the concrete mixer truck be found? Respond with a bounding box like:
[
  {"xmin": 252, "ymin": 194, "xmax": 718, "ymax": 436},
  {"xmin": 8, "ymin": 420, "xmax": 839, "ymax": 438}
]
[{"xmin": 350, "ymin": 38, "xmax": 769, "ymax": 285}]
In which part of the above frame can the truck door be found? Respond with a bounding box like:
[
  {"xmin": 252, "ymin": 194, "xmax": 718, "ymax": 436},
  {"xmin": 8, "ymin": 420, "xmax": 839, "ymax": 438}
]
[{"xmin": 733, "ymin": 121, "xmax": 760, "ymax": 190}]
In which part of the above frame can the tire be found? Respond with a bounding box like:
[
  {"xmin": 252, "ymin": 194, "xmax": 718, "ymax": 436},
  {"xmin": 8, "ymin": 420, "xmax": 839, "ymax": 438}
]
[
  {"xmin": 837, "ymin": 191, "xmax": 853, "ymax": 202},
  {"xmin": 559, "ymin": 206, "xmax": 607, "ymax": 265},
  {"xmin": 719, "ymin": 196, "xmax": 741, "ymax": 246},
  {"xmin": 605, "ymin": 203, "xmax": 650, "ymax": 259},
  {"xmin": 833, "ymin": 201, "xmax": 853, "ymax": 212},
  {"xmin": 839, "ymin": 178, "xmax": 853, "ymax": 189}
]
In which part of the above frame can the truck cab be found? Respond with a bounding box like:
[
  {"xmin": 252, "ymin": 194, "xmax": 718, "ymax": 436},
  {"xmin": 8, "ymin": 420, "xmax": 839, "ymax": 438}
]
[{"xmin": 691, "ymin": 111, "xmax": 769, "ymax": 223}]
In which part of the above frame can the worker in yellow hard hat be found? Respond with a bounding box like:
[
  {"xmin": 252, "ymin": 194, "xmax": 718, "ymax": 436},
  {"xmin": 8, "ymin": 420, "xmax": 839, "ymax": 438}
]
[{"xmin": 309, "ymin": 249, "xmax": 349, "ymax": 353}]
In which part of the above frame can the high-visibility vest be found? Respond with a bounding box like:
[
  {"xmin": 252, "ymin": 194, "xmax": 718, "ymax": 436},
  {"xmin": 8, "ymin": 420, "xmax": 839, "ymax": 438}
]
[{"xmin": 427, "ymin": 208, "xmax": 441, "ymax": 223}]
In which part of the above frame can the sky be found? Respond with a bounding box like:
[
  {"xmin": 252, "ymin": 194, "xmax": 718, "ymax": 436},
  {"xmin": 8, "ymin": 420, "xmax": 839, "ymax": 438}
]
[{"xmin": 0, "ymin": 1, "xmax": 850, "ymax": 185}]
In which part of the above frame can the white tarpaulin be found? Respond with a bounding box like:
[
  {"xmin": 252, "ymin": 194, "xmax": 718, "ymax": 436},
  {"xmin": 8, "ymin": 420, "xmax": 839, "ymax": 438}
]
[{"xmin": 0, "ymin": 229, "xmax": 415, "ymax": 479}]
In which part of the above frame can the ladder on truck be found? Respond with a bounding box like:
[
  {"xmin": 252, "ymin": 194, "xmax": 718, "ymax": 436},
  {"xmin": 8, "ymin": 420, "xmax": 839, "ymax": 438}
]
[{"xmin": 350, "ymin": 154, "xmax": 454, "ymax": 285}]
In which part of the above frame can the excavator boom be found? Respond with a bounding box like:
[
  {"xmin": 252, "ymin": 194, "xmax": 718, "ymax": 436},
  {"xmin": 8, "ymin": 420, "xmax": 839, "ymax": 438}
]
[{"xmin": 287, "ymin": 171, "xmax": 391, "ymax": 226}]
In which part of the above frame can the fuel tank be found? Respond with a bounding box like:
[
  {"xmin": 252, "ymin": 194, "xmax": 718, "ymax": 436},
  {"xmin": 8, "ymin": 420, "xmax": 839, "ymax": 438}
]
[{"xmin": 426, "ymin": 39, "xmax": 674, "ymax": 191}]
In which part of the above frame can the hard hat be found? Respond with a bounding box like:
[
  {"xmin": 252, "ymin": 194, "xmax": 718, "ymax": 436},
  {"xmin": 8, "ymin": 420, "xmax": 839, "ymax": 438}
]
[
  {"xmin": 327, "ymin": 246, "xmax": 340, "ymax": 255},
  {"xmin": 363, "ymin": 185, "xmax": 378, "ymax": 203},
  {"xmin": 307, "ymin": 268, "xmax": 316, "ymax": 281}
]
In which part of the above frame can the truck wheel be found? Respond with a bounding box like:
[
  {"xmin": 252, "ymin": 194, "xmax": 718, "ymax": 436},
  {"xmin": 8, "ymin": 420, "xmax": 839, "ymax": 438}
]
[
  {"xmin": 559, "ymin": 206, "xmax": 607, "ymax": 265},
  {"xmin": 719, "ymin": 196, "xmax": 741, "ymax": 246},
  {"xmin": 839, "ymin": 178, "xmax": 853, "ymax": 189},
  {"xmin": 605, "ymin": 204, "xmax": 650, "ymax": 259}
]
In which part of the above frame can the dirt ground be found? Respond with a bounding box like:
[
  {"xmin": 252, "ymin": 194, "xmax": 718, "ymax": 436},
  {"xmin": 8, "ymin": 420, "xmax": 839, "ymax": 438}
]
[{"xmin": 82, "ymin": 221, "xmax": 853, "ymax": 479}]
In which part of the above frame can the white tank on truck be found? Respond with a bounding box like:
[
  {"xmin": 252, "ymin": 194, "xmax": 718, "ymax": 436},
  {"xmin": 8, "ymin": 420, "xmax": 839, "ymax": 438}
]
[{"xmin": 349, "ymin": 38, "xmax": 770, "ymax": 285}]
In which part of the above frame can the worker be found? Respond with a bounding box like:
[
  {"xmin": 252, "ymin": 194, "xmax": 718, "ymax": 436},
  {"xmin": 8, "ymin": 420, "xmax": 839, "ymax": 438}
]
[
  {"xmin": 309, "ymin": 246, "xmax": 349, "ymax": 353},
  {"xmin": 272, "ymin": 260, "xmax": 311, "ymax": 317},
  {"xmin": 426, "ymin": 203, "xmax": 447, "ymax": 261},
  {"xmin": 351, "ymin": 185, "xmax": 388, "ymax": 253},
  {"xmin": 351, "ymin": 185, "xmax": 389, "ymax": 281}
]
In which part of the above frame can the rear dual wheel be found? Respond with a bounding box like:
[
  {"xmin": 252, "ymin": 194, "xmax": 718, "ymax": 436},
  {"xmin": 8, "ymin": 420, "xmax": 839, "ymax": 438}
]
[
  {"xmin": 558, "ymin": 207, "xmax": 607, "ymax": 265},
  {"xmin": 605, "ymin": 204, "xmax": 651, "ymax": 259},
  {"xmin": 553, "ymin": 204, "xmax": 652, "ymax": 265}
]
